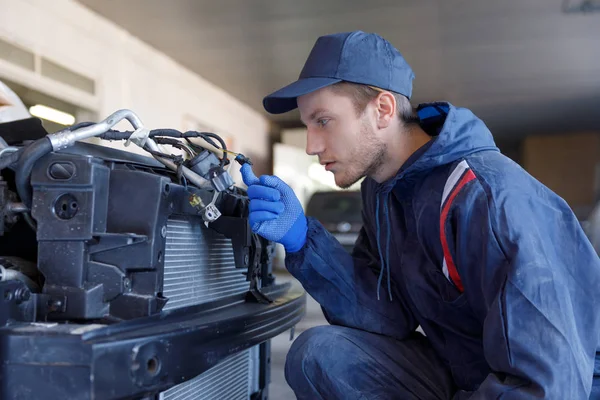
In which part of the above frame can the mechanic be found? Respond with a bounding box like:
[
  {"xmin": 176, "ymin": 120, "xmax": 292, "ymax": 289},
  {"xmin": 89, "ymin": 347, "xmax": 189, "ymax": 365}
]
[{"xmin": 240, "ymin": 31, "xmax": 600, "ymax": 399}]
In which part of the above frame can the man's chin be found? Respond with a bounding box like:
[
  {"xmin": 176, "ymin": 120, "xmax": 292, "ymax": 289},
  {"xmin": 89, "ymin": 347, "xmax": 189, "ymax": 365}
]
[{"xmin": 334, "ymin": 173, "xmax": 361, "ymax": 190}]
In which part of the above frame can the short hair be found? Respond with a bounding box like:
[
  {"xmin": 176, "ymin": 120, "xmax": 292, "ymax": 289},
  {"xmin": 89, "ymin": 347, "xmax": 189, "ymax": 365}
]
[{"xmin": 330, "ymin": 81, "xmax": 418, "ymax": 124}]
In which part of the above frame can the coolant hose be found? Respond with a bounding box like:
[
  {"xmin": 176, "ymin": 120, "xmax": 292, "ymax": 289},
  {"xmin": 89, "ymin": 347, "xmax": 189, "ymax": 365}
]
[{"xmin": 15, "ymin": 137, "xmax": 53, "ymax": 207}]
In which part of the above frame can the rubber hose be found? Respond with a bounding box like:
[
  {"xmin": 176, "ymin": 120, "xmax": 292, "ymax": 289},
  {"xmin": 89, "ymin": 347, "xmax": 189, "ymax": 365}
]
[
  {"xmin": 148, "ymin": 128, "xmax": 184, "ymax": 138},
  {"xmin": 15, "ymin": 137, "xmax": 53, "ymax": 207}
]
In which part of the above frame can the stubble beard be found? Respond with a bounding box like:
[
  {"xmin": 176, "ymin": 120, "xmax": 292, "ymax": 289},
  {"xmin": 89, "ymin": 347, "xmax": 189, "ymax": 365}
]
[{"xmin": 334, "ymin": 122, "xmax": 387, "ymax": 189}]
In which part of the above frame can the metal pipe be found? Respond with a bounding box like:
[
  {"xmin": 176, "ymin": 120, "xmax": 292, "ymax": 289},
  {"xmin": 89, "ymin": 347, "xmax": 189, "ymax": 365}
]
[
  {"xmin": 0, "ymin": 149, "xmax": 21, "ymax": 170},
  {"xmin": 0, "ymin": 147, "xmax": 19, "ymax": 158},
  {"xmin": 0, "ymin": 265, "xmax": 39, "ymax": 291},
  {"xmin": 48, "ymin": 109, "xmax": 144, "ymax": 151},
  {"xmin": 47, "ymin": 109, "xmax": 212, "ymax": 189}
]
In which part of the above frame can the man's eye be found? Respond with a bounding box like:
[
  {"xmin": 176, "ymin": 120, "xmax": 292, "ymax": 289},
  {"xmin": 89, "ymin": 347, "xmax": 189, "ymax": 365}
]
[{"xmin": 317, "ymin": 119, "xmax": 329, "ymax": 127}]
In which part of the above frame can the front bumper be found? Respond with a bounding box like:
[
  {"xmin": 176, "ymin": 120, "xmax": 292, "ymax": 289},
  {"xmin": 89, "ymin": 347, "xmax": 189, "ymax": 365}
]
[{"xmin": 0, "ymin": 282, "xmax": 305, "ymax": 400}]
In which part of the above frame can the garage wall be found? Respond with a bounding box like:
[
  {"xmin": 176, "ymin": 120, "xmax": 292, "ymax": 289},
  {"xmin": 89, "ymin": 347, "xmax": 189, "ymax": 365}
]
[
  {"xmin": 0, "ymin": 0, "xmax": 271, "ymax": 176},
  {"xmin": 523, "ymin": 132, "xmax": 600, "ymax": 217}
]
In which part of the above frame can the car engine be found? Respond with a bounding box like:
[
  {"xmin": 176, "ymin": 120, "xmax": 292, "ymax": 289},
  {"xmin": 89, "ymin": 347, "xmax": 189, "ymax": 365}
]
[{"xmin": 0, "ymin": 110, "xmax": 305, "ymax": 400}]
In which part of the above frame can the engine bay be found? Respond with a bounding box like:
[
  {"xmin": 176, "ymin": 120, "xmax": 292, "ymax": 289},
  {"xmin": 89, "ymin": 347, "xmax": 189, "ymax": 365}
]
[{"xmin": 0, "ymin": 110, "xmax": 305, "ymax": 399}]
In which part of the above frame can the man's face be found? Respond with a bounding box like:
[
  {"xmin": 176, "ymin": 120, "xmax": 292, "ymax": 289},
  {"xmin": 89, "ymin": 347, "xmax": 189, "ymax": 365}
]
[{"xmin": 297, "ymin": 87, "xmax": 386, "ymax": 189}]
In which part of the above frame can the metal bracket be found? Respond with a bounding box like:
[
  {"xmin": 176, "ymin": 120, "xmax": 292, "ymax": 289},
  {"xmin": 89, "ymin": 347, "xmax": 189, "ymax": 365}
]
[
  {"xmin": 125, "ymin": 127, "xmax": 151, "ymax": 148},
  {"xmin": 88, "ymin": 233, "xmax": 147, "ymax": 255},
  {"xmin": 244, "ymin": 234, "xmax": 272, "ymax": 304},
  {"xmin": 202, "ymin": 203, "xmax": 221, "ymax": 224},
  {"xmin": 48, "ymin": 109, "xmax": 145, "ymax": 151},
  {"xmin": 201, "ymin": 191, "xmax": 222, "ymax": 224}
]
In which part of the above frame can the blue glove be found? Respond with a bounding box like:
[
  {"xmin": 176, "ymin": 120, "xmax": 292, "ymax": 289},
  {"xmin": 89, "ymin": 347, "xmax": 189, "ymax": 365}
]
[{"xmin": 240, "ymin": 164, "xmax": 308, "ymax": 253}]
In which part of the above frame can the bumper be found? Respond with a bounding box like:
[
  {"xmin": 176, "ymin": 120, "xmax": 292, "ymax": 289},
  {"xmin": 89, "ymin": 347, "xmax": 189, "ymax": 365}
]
[{"xmin": 0, "ymin": 282, "xmax": 305, "ymax": 400}]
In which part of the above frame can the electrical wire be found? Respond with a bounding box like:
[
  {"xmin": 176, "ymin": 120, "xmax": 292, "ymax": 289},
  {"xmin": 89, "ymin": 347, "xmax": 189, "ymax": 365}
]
[
  {"xmin": 93, "ymin": 127, "xmax": 229, "ymax": 165},
  {"xmin": 185, "ymin": 138, "xmax": 204, "ymax": 153},
  {"xmin": 11, "ymin": 112, "xmax": 225, "ymax": 234},
  {"xmin": 143, "ymin": 146, "xmax": 184, "ymax": 164},
  {"xmin": 50, "ymin": 118, "xmax": 250, "ymax": 186},
  {"xmin": 194, "ymin": 132, "xmax": 227, "ymax": 165},
  {"xmin": 153, "ymin": 137, "xmax": 195, "ymax": 158},
  {"xmin": 181, "ymin": 132, "xmax": 219, "ymax": 148}
]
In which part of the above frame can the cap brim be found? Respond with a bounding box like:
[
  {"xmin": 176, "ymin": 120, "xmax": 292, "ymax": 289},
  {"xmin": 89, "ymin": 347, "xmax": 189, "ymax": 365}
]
[{"xmin": 263, "ymin": 77, "xmax": 342, "ymax": 114}]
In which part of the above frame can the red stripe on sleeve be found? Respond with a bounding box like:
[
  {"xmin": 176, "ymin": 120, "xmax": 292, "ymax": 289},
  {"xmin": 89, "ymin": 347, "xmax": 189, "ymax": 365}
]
[{"xmin": 439, "ymin": 169, "xmax": 476, "ymax": 292}]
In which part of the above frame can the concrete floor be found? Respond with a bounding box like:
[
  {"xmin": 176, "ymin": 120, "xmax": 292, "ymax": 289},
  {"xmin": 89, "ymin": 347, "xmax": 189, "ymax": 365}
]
[{"xmin": 268, "ymin": 273, "xmax": 328, "ymax": 400}]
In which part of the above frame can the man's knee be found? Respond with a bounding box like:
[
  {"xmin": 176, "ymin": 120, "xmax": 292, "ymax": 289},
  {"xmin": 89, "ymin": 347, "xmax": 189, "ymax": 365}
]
[
  {"xmin": 284, "ymin": 325, "xmax": 455, "ymax": 400},
  {"xmin": 285, "ymin": 325, "xmax": 336, "ymax": 382},
  {"xmin": 284, "ymin": 325, "xmax": 363, "ymax": 397}
]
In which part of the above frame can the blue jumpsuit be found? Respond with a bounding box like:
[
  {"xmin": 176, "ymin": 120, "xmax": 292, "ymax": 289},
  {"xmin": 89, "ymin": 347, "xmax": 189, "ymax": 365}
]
[{"xmin": 284, "ymin": 103, "xmax": 600, "ymax": 399}]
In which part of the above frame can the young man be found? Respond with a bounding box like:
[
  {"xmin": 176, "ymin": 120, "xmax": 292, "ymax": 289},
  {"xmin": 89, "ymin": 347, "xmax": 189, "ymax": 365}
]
[{"xmin": 241, "ymin": 31, "xmax": 600, "ymax": 399}]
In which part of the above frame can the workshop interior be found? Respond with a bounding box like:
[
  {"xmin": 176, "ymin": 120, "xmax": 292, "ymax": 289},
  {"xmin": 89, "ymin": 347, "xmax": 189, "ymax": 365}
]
[{"xmin": 0, "ymin": 1, "xmax": 599, "ymax": 399}]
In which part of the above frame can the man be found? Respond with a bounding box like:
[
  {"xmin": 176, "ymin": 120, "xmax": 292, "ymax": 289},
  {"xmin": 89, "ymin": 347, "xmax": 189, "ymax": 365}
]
[{"xmin": 241, "ymin": 31, "xmax": 600, "ymax": 399}]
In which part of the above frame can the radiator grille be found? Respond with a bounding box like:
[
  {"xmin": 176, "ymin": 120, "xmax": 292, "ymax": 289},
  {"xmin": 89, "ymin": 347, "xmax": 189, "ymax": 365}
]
[
  {"xmin": 159, "ymin": 346, "xmax": 260, "ymax": 400},
  {"xmin": 162, "ymin": 216, "xmax": 250, "ymax": 311}
]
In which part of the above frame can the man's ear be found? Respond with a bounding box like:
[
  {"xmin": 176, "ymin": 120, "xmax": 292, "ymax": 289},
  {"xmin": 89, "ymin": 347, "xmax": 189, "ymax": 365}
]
[{"xmin": 374, "ymin": 91, "xmax": 396, "ymax": 129}]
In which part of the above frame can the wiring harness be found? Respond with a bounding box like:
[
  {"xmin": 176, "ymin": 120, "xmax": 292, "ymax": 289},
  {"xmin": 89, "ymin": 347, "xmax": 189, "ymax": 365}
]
[{"xmin": 8, "ymin": 109, "xmax": 253, "ymax": 224}]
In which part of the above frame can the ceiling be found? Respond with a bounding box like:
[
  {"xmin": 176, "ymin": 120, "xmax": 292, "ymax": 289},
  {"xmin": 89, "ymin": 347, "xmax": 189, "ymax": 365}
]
[{"xmin": 76, "ymin": 0, "xmax": 600, "ymax": 139}]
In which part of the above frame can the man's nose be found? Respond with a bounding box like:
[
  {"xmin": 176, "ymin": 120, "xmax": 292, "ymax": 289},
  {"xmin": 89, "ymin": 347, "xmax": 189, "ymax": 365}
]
[{"xmin": 305, "ymin": 129, "xmax": 325, "ymax": 156}]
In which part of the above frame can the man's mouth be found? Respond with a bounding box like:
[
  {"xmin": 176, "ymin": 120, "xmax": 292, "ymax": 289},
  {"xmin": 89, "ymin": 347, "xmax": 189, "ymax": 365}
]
[{"xmin": 322, "ymin": 161, "xmax": 336, "ymax": 171}]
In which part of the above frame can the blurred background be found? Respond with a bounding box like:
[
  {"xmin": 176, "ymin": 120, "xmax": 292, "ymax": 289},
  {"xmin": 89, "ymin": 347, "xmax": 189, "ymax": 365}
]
[{"xmin": 1, "ymin": 0, "xmax": 599, "ymax": 398}]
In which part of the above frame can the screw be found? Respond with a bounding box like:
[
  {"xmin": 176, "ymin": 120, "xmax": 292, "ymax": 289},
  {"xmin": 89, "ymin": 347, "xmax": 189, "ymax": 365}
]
[
  {"xmin": 244, "ymin": 254, "xmax": 250, "ymax": 266},
  {"xmin": 46, "ymin": 299, "xmax": 63, "ymax": 312},
  {"xmin": 161, "ymin": 226, "xmax": 167, "ymax": 238},
  {"xmin": 124, "ymin": 278, "xmax": 132, "ymax": 291}
]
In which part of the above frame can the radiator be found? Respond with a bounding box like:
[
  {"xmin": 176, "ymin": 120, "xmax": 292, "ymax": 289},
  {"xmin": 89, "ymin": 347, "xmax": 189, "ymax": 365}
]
[
  {"xmin": 159, "ymin": 345, "xmax": 260, "ymax": 400},
  {"xmin": 162, "ymin": 216, "xmax": 250, "ymax": 311}
]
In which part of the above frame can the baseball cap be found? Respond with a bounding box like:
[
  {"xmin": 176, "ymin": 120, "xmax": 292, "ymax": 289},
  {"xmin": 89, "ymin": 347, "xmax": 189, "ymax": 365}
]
[{"xmin": 263, "ymin": 30, "xmax": 415, "ymax": 114}]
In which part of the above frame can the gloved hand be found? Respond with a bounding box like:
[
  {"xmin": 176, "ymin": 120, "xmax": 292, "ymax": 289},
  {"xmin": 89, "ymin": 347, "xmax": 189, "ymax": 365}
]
[{"xmin": 240, "ymin": 163, "xmax": 308, "ymax": 253}]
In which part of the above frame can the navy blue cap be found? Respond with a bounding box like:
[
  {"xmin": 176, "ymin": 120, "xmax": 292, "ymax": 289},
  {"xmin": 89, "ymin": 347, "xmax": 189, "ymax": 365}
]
[{"xmin": 263, "ymin": 31, "xmax": 415, "ymax": 114}]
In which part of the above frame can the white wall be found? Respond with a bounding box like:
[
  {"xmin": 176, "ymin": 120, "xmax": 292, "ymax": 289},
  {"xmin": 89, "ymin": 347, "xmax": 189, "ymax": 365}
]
[{"xmin": 0, "ymin": 0, "xmax": 271, "ymax": 176}]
